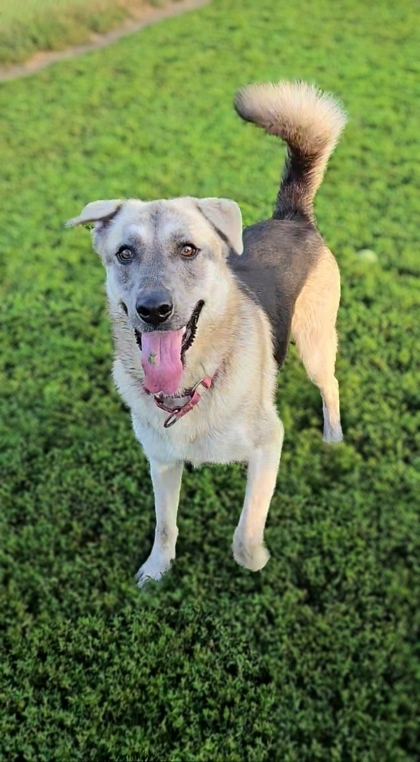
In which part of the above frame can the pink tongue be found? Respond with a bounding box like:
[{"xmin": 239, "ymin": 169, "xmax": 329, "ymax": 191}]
[{"xmin": 141, "ymin": 329, "xmax": 184, "ymax": 395}]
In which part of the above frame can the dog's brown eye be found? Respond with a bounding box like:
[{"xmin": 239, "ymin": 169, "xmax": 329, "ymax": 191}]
[
  {"xmin": 117, "ymin": 247, "xmax": 134, "ymax": 264},
  {"xmin": 180, "ymin": 244, "xmax": 198, "ymax": 258}
]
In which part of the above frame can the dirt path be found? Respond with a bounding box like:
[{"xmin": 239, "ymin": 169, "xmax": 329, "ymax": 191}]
[{"xmin": 0, "ymin": 0, "xmax": 210, "ymax": 83}]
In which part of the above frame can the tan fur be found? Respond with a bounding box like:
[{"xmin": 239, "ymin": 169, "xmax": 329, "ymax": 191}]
[
  {"xmin": 235, "ymin": 81, "xmax": 346, "ymax": 152},
  {"xmin": 66, "ymin": 199, "xmax": 122, "ymax": 227},
  {"xmin": 291, "ymin": 248, "xmax": 342, "ymax": 441}
]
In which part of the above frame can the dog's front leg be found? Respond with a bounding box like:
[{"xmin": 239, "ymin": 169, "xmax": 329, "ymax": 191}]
[
  {"xmin": 136, "ymin": 459, "xmax": 183, "ymax": 588},
  {"xmin": 232, "ymin": 417, "xmax": 284, "ymax": 572}
]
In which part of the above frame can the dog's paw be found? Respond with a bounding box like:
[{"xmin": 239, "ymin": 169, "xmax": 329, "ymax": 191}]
[
  {"xmin": 323, "ymin": 423, "xmax": 343, "ymax": 443},
  {"xmin": 135, "ymin": 556, "xmax": 172, "ymax": 588},
  {"xmin": 232, "ymin": 532, "xmax": 270, "ymax": 572}
]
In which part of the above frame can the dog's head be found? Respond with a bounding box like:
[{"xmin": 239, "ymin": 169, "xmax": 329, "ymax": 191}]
[{"xmin": 66, "ymin": 197, "xmax": 243, "ymax": 395}]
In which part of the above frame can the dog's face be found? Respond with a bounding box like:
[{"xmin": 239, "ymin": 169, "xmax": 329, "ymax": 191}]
[{"xmin": 67, "ymin": 197, "xmax": 243, "ymax": 394}]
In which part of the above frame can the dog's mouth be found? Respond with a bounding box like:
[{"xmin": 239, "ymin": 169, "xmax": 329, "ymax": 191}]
[
  {"xmin": 134, "ymin": 300, "xmax": 204, "ymax": 395},
  {"xmin": 180, "ymin": 299, "xmax": 204, "ymax": 356}
]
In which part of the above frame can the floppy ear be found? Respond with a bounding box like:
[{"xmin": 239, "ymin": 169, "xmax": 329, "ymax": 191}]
[
  {"xmin": 197, "ymin": 197, "xmax": 243, "ymax": 255},
  {"xmin": 65, "ymin": 199, "xmax": 122, "ymax": 228}
]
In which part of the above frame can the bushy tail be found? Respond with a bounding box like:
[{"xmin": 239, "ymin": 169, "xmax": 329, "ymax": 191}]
[{"xmin": 234, "ymin": 81, "xmax": 347, "ymax": 223}]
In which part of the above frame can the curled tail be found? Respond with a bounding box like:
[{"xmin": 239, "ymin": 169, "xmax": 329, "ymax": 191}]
[{"xmin": 234, "ymin": 81, "xmax": 347, "ymax": 223}]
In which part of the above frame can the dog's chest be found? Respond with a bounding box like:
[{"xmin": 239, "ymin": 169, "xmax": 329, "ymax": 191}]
[
  {"xmin": 114, "ymin": 360, "xmax": 263, "ymax": 466},
  {"xmin": 133, "ymin": 409, "xmax": 255, "ymax": 466}
]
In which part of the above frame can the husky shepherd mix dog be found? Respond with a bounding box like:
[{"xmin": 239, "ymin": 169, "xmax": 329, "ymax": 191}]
[{"xmin": 67, "ymin": 81, "xmax": 346, "ymax": 586}]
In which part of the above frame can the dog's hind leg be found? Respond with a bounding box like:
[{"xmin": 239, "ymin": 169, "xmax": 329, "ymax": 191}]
[
  {"xmin": 297, "ymin": 327, "xmax": 342, "ymax": 442},
  {"xmin": 232, "ymin": 415, "xmax": 284, "ymax": 571},
  {"xmin": 136, "ymin": 459, "xmax": 183, "ymax": 588},
  {"xmin": 291, "ymin": 250, "xmax": 343, "ymax": 442}
]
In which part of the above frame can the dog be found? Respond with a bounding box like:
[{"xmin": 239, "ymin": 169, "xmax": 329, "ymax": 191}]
[{"xmin": 67, "ymin": 80, "xmax": 346, "ymax": 586}]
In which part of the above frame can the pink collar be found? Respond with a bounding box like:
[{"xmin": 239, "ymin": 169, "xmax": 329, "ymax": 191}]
[{"xmin": 143, "ymin": 374, "xmax": 216, "ymax": 428}]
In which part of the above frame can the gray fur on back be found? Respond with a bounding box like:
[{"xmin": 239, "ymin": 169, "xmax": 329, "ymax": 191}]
[{"xmin": 228, "ymin": 217, "xmax": 323, "ymax": 366}]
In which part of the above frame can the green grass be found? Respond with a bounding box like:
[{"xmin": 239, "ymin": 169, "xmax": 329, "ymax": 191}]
[
  {"xmin": 0, "ymin": 0, "xmax": 165, "ymax": 67},
  {"xmin": 1, "ymin": 0, "xmax": 420, "ymax": 758}
]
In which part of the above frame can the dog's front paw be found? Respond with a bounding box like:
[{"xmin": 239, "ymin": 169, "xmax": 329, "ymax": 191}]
[
  {"xmin": 232, "ymin": 531, "xmax": 270, "ymax": 572},
  {"xmin": 135, "ymin": 555, "xmax": 173, "ymax": 588}
]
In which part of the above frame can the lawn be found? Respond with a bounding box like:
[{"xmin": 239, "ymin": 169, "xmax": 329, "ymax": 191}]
[{"xmin": 1, "ymin": 0, "xmax": 420, "ymax": 759}]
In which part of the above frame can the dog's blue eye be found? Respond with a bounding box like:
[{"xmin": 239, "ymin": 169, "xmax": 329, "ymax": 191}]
[{"xmin": 117, "ymin": 247, "xmax": 134, "ymax": 264}]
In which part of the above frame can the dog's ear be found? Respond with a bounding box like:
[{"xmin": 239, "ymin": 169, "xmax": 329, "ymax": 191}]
[
  {"xmin": 65, "ymin": 200, "xmax": 122, "ymax": 228},
  {"xmin": 197, "ymin": 198, "xmax": 243, "ymax": 255}
]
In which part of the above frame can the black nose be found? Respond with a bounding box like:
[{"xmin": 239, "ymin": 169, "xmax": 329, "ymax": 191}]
[{"xmin": 136, "ymin": 289, "xmax": 174, "ymax": 325}]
